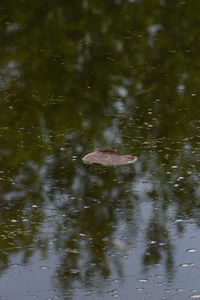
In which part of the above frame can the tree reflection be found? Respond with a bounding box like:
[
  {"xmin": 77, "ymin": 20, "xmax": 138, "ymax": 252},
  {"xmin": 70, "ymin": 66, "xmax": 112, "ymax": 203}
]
[
  {"xmin": 0, "ymin": 0, "xmax": 200, "ymax": 296},
  {"xmin": 48, "ymin": 159, "xmax": 138, "ymax": 290}
]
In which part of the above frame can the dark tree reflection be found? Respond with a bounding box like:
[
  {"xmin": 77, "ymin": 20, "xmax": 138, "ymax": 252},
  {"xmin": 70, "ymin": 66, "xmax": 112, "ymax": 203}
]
[{"xmin": 0, "ymin": 0, "xmax": 200, "ymax": 296}]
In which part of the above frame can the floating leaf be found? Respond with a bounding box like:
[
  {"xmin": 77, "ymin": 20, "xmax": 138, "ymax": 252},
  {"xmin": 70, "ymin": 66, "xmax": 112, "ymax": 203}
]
[{"xmin": 82, "ymin": 149, "xmax": 137, "ymax": 166}]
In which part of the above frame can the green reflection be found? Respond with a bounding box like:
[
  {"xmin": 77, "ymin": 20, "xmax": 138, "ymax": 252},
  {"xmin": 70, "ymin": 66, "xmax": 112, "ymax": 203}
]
[{"xmin": 0, "ymin": 0, "xmax": 200, "ymax": 297}]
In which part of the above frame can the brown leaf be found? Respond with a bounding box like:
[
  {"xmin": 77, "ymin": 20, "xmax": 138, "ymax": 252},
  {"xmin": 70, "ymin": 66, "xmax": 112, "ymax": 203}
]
[{"xmin": 82, "ymin": 149, "xmax": 137, "ymax": 166}]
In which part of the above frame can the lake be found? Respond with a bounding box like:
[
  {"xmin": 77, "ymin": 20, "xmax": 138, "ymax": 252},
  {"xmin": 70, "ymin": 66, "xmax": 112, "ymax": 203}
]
[{"xmin": 1, "ymin": 1, "xmax": 200, "ymax": 299}]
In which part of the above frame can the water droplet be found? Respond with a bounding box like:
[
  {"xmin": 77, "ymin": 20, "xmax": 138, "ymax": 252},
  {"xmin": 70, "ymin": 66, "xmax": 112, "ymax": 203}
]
[
  {"xmin": 186, "ymin": 248, "xmax": 196, "ymax": 253},
  {"xmin": 159, "ymin": 242, "xmax": 166, "ymax": 246},
  {"xmin": 172, "ymin": 165, "xmax": 178, "ymax": 169},
  {"xmin": 48, "ymin": 241, "xmax": 54, "ymax": 245},
  {"xmin": 32, "ymin": 205, "xmax": 37, "ymax": 208},
  {"xmin": 138, "ymin": 279, "xmax": 148, "ymax": 283},
  {"xmin": 180, "ymin": 263, "xmax": 195, "ymax": 267},
  {"xmin": 69, "ymin": 249, "xmax": 80, "ymax": 254},
  {"xmin": 155, "ymin": 276, "xmax": 164, "ymax": 281},
  {"xmin": 137, "ymin": 288, "xmax": 144, "ymax": 292},
  {"xmin": 150, "ymin": 240, "xmax": 157, "ymax": 244},
  {"xmin": 71, "ymin": 268, "xmax": 80, "ymax": 274},
  {"xmin": 40, "ymin": 266, "xmax": 49, "ymax": 270},
  {"xmin": 79, "ymin": 233, "xmax": 86, "ymax": 237},
  {"xmin": 191, "ymin": 295, "xmax": 200, "ymax": 299},
  {"xmin": 11, "ymin": 219, "xmax": 17, "ymax": 223},
  {"xmin": 175, "ymin": 219, "xmax": 184, "ymax": 223},
  {"xmin": 84, "ymin": 205, "xmax": 90, "ymax": 209}
]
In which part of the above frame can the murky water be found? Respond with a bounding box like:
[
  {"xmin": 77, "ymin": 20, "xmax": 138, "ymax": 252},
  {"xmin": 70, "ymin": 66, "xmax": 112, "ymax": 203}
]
[{"xmin": 1, "ymin": 1, "xmax": 200, "ymax": 299}]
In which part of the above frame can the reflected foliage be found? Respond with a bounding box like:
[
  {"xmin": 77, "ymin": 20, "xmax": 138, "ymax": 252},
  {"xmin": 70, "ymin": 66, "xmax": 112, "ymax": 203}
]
[{"xmin": 0, "ymin": 0, "xmax": 200, "ymax": 296}]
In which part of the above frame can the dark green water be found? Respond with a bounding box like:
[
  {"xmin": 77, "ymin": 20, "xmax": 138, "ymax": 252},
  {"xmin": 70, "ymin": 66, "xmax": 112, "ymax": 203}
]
[{"xmin": 1, "ymin": 1, "xmax": 200, "ymax": 299}]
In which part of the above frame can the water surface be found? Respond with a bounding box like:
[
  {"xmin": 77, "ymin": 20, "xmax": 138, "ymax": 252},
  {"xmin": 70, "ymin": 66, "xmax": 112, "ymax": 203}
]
[{"xmin": 1, "ymin": 1, "xmax": 200, "ymax": 299}]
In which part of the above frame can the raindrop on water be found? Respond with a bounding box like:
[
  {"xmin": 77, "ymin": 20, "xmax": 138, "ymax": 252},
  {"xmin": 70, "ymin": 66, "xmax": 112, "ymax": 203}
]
[
  {"xmin": 40, "ymin": 266, "xmax": 49, "ymax": 270},
  {"xmin": 138, "ymin": 279, "xmax": 148, "ymax": 283},
  {"xmin": 175, "ymin": 219, "xmax": 184, "ymax": 223},
  {"xmin": 186, "ymin": 248, "xmax": 197, "ymax": 253},
  {"xmin": 180, "ymin": 263, "xmax": 195, "ymax": 267},
  {"xmin": 150, "ymin": 240, "xmax": 157, "ymax": 245},
  {"xmin": 137, "ymin": 288, "xmax": 144, "ymax": 292}
]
